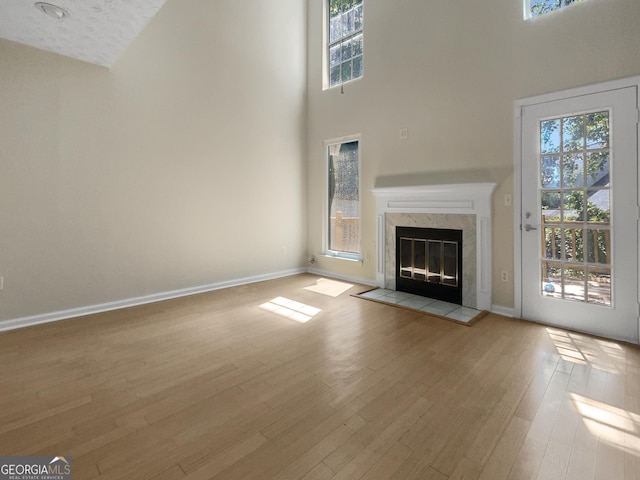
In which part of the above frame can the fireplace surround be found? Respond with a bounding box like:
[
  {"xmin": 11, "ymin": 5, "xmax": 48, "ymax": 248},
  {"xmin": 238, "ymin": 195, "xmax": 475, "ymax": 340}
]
[{"xmin": 371, "ymin": 183, "xmax": 496, "ymax": 311}]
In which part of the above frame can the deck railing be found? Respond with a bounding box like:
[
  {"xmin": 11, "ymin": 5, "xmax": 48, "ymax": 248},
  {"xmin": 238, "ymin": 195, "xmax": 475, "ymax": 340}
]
[
  {"xmin": 329, "ymin": 211, "xmax": 360, "ymax": 254},
  {"xmin": 541, "ymin": 215, "xmax": 611, "ymax": 287}
]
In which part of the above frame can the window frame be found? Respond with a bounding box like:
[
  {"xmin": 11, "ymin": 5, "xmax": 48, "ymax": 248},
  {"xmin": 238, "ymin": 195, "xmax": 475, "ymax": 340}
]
[
  {"xmin": 323, "ymin": 134, "xmax": 362, "ymax": 261},
  {"xmin": 324, "ymin": 0, "xmax": 364, "ymax": 90}
]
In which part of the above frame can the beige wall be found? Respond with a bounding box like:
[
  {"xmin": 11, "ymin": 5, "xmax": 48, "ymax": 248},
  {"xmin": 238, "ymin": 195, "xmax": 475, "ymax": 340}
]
[
  {"xmin": 2, "ymin": 0, "xmax": 639, "ymax": 323},
  {"xmin": 0, "ymin": 0, "xmax": 307, "ymax": 322},
  {"xmin": 306, "ymin": 0, "xmax": 640, "ymax": 308}
]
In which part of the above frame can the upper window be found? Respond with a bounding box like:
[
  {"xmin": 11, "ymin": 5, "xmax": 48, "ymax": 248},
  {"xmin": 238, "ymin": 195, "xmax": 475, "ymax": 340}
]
[
  {"xmin": 526, "ymin": 0, "xmax": 584, "ymax": 18},
  {"xmin": 327, "ymin": 138, "xmax": 360, "ymax": 257},
  {"xmin": 327, "ymin": 0, "xmax": 363, "ymax": 89}
]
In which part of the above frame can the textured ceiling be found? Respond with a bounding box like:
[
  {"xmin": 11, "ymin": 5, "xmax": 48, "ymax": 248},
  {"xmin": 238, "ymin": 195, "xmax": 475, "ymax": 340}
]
[{"xmin": 0, "ymin": 0, "xmax": 168, "ymax": 67}]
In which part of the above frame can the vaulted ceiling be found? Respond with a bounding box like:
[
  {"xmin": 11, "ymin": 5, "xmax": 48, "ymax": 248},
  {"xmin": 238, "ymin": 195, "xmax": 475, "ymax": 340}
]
[{"xmin": 0, "ymin": 0, "xmax": 168, "ymax": 67}]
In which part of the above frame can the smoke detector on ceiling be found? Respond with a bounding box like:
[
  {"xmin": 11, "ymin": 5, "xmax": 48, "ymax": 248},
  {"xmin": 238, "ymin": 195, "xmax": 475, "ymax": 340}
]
[{"xmin": 34, "ymin": 2, "xmax": 69, "ymax": 20}]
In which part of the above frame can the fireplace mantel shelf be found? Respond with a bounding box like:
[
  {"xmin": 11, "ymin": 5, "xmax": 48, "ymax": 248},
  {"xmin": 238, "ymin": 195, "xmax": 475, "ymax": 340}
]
[
  {"xmin": 372, "ymin": 183, "xmax": 496, "ymax": 194},
  {"xmin": 371, "ymin": 182, "xmax": 497, "ymax": 311},
  {"xmin": 371, "ymin": 183, "xmax": 496, "ymax": 213}
]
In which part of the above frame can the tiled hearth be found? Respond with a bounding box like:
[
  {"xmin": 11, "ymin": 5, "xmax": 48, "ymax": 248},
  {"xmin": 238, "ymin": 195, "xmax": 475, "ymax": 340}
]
[{"xmin": 358, "ymin": 288, "xmax": 483, "ymax": 324}]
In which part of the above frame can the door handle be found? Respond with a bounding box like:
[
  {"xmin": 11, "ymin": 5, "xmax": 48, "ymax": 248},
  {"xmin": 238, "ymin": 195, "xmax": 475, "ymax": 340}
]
[{"xmin": 524, "ymin": 224, "xmax": 538, "ymax": 232}]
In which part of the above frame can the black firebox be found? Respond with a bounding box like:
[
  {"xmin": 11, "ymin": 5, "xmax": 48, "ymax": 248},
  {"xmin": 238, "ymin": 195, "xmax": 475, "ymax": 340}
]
[{"xmin": 395, "ymin": 226, "xmax": 463, "ymax": 305}]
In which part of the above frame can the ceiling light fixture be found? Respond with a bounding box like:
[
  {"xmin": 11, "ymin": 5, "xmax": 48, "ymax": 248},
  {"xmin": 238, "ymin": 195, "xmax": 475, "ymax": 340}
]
[{"xmin": 34, "ymin": 2, "xmax": 69, "ymax": 20}]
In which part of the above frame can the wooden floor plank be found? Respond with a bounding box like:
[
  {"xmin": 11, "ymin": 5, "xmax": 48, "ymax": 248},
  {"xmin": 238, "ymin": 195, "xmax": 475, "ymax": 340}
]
[
  {"xmin": 478, "ymin": 416, "xmax": 531, "ymax": 480},
  {"xmin": 1, "ymin": 273, "xmax": 639, "ymax": 480}
]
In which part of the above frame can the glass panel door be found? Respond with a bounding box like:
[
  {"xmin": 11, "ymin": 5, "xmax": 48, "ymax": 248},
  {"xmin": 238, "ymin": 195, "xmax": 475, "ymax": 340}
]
[{"xmin": 520, "ymin": 86, "xmax": 638, "ymax": 342}]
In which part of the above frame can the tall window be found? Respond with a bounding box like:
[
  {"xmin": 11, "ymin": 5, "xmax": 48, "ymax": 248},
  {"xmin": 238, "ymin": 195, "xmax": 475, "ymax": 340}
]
[
  {"xmin": 327, "ymin": 0, "xmax": 363, "ymax": 88},
  {"xmin": 526, "ymin": 0, "xmax": 583, "ymax": 18},
  {"xmin": 327, "ymin": 139, "xmax": 360, "ymax": 256}
]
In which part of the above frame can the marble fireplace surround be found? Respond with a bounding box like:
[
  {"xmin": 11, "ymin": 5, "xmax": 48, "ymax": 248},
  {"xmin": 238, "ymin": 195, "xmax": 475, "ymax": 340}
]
[{"xmin": 371, "ymin": 183, "xmax": 496, "ymax": 311}]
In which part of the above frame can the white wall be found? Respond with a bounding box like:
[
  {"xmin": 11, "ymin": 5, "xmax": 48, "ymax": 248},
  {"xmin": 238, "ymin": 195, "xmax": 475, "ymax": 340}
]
[
  {"xmin": 0, "ymin": 0, "xmax": 308, "ymax": 322},
  {"xmin": 306, "ymin": 0, "xmax": 640, "ymax": 308}
]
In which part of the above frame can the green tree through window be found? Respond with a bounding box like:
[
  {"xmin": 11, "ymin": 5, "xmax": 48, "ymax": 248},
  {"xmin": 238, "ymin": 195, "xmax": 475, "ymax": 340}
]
[
  {"xmin": 530, "ymin": 0, "xmax": 584, "ymax": 18},
  {"xmin": 540, "ymin": 111, "xmax": 611, "ymax": 305}
]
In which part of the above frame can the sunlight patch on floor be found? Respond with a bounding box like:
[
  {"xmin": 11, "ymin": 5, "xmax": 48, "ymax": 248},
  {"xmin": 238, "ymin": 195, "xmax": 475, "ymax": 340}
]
[
  {"xmin": 303, "ymin": 278, "xmax": 354, "ymax": 297},
  {"xmin": 260, "ymin": 297, "xmax": 321, "ymax": 323},
  {"xmin": 546, "ymin": 328, "xmax": 624, "ymax": 374},
  {"xmin": 571, "ymin": 393, "xmax": 640, "ymax": 457}
]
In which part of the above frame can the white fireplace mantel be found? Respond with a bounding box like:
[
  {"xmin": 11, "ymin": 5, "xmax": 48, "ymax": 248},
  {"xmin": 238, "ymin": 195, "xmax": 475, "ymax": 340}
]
[{"xmin": 371, "ymin": 183, "xmax": 497, "ymax": 311}]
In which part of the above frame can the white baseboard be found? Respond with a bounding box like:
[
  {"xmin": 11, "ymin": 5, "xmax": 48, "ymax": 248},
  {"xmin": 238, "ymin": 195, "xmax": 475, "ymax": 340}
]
[
  {"xmin": 491, "ymin": 305, "xmax": 516, "ymax": 318},
  {"xmin": 0, "ymin": 268, "xmax": 306, "ymax": 333},
  {"xmin": 2, "ymin": 267, "xmax": 506, "ymax": 333},
  {"xmin": 305, "ymin": 267, "xmax": 378, "ymax": 288}
]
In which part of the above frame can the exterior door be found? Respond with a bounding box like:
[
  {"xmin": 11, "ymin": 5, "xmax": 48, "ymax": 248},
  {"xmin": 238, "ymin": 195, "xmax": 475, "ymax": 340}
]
[{"xmin": 520, "ymin": 86, "xmax": 638, "ymax": 343}]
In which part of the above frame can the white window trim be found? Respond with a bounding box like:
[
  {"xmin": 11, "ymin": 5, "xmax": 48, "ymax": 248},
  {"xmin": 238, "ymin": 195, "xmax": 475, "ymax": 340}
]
[{"xmin": 323, "ymin": 134, "xmax": 362, "ymax": 261}]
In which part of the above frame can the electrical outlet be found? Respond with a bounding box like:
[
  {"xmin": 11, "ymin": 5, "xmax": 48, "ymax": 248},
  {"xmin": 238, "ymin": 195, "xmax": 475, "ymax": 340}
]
[
  {"xmin": 281, "ymin": 246, "xmax": 287, "ymax": 255},
  {"xmin": 500, "ymin": 270, "xmax": 509, "ymax": 283},
  {"xmin": 400, "ymin": 128, "xmax": 408, "ymax": 139},
  {"xmin": 365, "ymin": 251, "xmax": 371, "ymax": 262}
]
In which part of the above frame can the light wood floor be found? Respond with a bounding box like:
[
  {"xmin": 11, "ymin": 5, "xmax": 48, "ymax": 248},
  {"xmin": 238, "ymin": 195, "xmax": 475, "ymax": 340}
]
[{"xmin": 1, "ymin": 273, "xmax": 640, "ymax": 480}]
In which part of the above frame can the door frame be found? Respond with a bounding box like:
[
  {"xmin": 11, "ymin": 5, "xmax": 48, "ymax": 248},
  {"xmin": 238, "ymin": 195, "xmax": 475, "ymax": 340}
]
[{"xmin": 513, "ymin": 76, "xmax": 640, "ymax": 339}]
